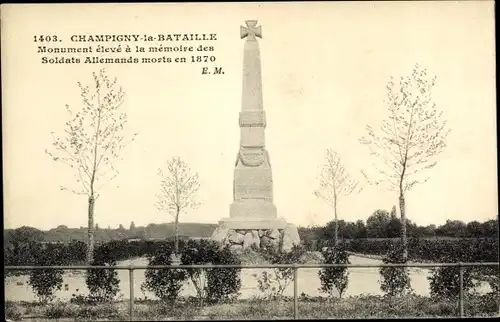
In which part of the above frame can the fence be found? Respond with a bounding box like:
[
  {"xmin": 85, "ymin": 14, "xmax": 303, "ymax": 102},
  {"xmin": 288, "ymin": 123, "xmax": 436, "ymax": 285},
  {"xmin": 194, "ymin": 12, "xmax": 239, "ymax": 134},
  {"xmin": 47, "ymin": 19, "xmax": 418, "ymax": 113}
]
[{"xmin": 5, "ymin": 262, "xmax": 499, "ymax": 320}]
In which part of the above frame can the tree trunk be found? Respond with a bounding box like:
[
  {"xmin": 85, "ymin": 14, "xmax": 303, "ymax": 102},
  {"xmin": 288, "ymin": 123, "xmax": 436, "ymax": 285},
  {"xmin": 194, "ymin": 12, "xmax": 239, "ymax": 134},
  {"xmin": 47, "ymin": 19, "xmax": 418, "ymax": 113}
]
[
  {"xmin": 175, "ymin": 208, "xmax": 180, "ymax": 254},
  {"xmin": 87, "ymin": 195, "xmax": 95, "ymax": 263},
  {"xmin": 191, "ymin": 275, "xmax": 204, "ymax": 308},
  {"xmin": 333, "ymin": 198, "xmax": 338, "ymax": 246},
  {"xmin": 399, "ymin": 194, "xmax": 408, "ymax": 260}
]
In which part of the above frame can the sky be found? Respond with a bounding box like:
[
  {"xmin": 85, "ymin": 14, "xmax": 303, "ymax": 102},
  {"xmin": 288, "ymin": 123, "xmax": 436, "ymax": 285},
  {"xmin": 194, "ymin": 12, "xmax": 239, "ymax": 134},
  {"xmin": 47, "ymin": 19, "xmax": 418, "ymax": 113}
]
[{"xmin": 2, "ymin": 2, "xmax": 497, "ymax": 230}]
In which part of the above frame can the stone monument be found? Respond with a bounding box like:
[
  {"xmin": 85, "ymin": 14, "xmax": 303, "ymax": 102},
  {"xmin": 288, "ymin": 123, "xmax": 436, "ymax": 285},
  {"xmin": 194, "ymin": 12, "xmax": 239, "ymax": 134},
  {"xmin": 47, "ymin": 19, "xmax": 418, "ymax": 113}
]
[{"xmin": 211, "ymin": 20, "xmax": 300, "ymax": 252}]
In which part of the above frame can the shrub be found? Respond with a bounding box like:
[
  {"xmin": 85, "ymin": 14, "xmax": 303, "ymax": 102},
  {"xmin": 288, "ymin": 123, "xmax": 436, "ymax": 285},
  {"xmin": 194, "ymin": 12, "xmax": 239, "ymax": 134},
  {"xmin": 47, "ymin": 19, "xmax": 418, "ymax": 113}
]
[
  {"xmin": 85, "ymin": 243, "xmax": 120, "ymax": 303},
  {"xmin": 44, "ymin": 301, "xmax": 79, "ymax": 319},
  {"xmin": 4, "ymin": 301, "xmax": 23, "ymax": 321},
  {"xmin": 206, "ymin": 244, "xmax": 242, "ymax": 303},
  {"xmin": 27, "ymin": 243, "xmax": 64, "ymax": 304},
  {"xmin": 254, "ymin": 270, "xmax": 279, "ymax": 300},
  {"xmin": 428, "ymin": 255, "xmax": 477, "ymax": 299},
  {"xmin": 465, "ymin": 294, "xmax": 500, "ymax": 317},
  {"xmin": 181, "ymin": 239, "xmax": 242, "ymax": 306},
  {"xmin": 5, "ymin": 239, "xmax": 87, "ymax": 280},
  {"xmin": 379, "ymin": 243, "xmax": 412, "ymax": 296},
  {"xmin": 141, "ymin": 241, "xmax": 187, "ymax": 307},
  {"xmin": 318, "ymin": 242, "xmax": 350, "ymax": 298},
  {"xmin": 75, "ymin": 303, "xmax": 120, "ymax": 320},
  {"xmin": 64, "ymin": 240, "xmax": 87, "ymax": 264},
  {"xmin": 70, "ymin": 293, "xmax": 90, "ymax": 305},
  {"xmin": 253, "ymin": 245, "xmax": 307, "ymax": 299},
  {"xmin": 5, "ymin": 240, "xmax": 46, "ymax": 279},
  {"xmin": 28, "ymin": 268, "xmax": 64, "ymax": 304},
  {"xmin": 180, "ymin": 239, "xmax": 212, "ymax": 306},
  {"xmin": 483, "ymin": 273, "xmax": 499, "ymax": 296}
]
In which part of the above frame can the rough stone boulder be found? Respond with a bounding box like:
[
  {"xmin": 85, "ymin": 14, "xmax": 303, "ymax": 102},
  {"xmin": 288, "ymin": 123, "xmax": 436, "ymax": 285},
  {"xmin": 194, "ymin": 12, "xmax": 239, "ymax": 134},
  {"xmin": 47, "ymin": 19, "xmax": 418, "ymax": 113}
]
[
  {"xmin": 260, "ymin": 235, "xmax": 279, "ymax": 249},
  {"xmin": 243, "ymin": 231, "xmax": 260, "ymax": 249},
  {"xmin": 252, "ymin": 230, "xmax": 260, "ymax": 241},
  {"xmin": 228, "ymin": 230, "xmax": 245, "ymax": 244},
  {"xmin": 231, "ymin": 244, "xmax": 243, "ymax": 251},
  {"xmin": 268, "ymin": 229, "xmax": 280, "ymax": 240},
  {"xmin": 211, "ymin": 223, "xmax": 230, "ymax": 245},
  {"xmin": 281, "ymin": 223, "xmax": 300, "ymax": 252}
]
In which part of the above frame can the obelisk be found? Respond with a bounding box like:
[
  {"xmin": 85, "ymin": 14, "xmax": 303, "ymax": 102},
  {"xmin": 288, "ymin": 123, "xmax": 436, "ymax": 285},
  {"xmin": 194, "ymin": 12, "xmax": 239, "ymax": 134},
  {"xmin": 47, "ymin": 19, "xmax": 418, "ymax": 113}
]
[{"xmin": 211, "ymin": 21, "xmax": 299, "ymax": 251}]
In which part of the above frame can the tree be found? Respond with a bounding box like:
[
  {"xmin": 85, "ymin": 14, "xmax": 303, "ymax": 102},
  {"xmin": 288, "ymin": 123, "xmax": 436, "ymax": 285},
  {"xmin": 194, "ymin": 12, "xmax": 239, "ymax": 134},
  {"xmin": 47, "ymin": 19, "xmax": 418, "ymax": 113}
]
[
  {"xmin": 359, "ymin": 64, "xmax": 450, "ymax": 259},
  {"xmin": 5, "ymin": 226, "xmax": 44, "ymax": 248},
  {"xmin": 342, "ymin": 221, "xmax": 358, "ymax": 240},
  {"xmin": 480, "ymin": 219, "xmax": 498, "ymax": 238},
  {"xmin": 466, "ymin": 221, "xmax": 482, "ymax": 238},
  {"xmin": 314, "ymin": 149, "xmax": 360, "ymax": 246},
  {"xmin": 138, "ymin": 228, "xmax": 149, "ymax": 241},
  {"xmin": 386, "ymin": 206, "xmax": 401, "ymax": 238},
  {"xmin": 130, "ymin": 221, "xmax": 136, "ymax": 230},
  {"xmin": 45, "ymin": 69, "xmax": 137, "ymax": 263},
  {"xmin": 155, "ymin": 157, "xmax": 201, "ymax": 254},
  {"xmin": 436, "ymin": 219, "xmax": 467, "ymax": 238},
  {"xmin": 366, "ymin": 210, "xmax": 391, "ymax": 238},
  {"xmin": 354, "ymin": 220, "xmax": 367, "ymax": 238}
]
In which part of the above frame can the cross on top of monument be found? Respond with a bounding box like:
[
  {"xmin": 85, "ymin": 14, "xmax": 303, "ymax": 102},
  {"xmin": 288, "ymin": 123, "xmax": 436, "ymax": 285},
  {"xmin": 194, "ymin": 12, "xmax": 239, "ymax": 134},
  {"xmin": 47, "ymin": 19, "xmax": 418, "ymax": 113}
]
[{"xmin": 240, "ymin": 20, "xmax": 262, "ymax": 40}]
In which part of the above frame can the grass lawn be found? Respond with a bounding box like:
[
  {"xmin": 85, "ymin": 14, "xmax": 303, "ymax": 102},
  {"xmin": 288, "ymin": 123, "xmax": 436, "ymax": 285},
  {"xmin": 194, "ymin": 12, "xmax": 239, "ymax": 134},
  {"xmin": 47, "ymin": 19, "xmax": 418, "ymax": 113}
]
[{"xmin": 5, "ymin": 293, "xmax": 499, "ymax": 321}]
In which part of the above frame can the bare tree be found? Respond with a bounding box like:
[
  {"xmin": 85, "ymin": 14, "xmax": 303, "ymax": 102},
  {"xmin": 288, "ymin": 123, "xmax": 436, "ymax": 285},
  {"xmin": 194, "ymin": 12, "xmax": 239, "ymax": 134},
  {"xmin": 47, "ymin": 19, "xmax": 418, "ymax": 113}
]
[
  {"xmin": 45, "ymin": 69, "xmax": 137, "ymax": 263},
  {"xmin": 155, "ymin": 157, "xmax": 201, "ymax": 254},
  {"xmin": 359, "ymin": 64, "xmax": 450, "ymax": 259},
  {"xmin": 314, "ymin": 149, "xmax": 360, "ymax": 246}
]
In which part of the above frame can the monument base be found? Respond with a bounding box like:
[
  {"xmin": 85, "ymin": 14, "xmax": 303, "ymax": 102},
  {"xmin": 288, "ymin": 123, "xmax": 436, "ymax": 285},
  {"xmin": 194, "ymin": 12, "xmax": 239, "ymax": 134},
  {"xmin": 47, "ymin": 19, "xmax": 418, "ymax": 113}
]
[
  {"xmin": 211, "ymin": 217, "xmax": 300, "ymax": 252},
  {"xmin": 218, "ymin": 216, "xmax": 287, "ymax": 230},
  {"xmin": 229, "ymin": 200, "xmax": 277, "ymax": 219}
]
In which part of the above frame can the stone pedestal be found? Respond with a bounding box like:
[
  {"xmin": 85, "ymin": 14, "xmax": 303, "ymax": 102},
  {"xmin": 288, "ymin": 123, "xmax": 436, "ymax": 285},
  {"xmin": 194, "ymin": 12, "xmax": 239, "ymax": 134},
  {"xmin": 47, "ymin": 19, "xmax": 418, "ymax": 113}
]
[{"xmin": 212, "ymin": 221, "xmax": 300, "ymax": 252}]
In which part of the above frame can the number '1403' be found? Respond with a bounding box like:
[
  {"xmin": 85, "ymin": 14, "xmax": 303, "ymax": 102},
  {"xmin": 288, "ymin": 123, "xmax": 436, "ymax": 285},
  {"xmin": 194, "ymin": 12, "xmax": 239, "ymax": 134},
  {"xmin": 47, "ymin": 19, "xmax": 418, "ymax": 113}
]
[{"xmin": 33, "ymin": 35, "xmax": 59, "ymax": 42}]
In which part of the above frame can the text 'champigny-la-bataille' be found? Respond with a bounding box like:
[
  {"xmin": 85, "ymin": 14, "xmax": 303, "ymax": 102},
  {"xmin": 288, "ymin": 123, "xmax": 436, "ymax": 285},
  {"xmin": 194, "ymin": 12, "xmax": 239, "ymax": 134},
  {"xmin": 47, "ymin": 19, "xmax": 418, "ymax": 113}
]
[{"xmin": 34, "ymin": 33, "xmax": 219, "ymax": 66}]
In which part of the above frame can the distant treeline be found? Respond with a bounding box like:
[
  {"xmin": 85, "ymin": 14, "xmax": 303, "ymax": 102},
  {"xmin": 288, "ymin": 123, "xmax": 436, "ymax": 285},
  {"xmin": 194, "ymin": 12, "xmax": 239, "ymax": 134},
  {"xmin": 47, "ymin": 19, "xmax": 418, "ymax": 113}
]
[
  {"xmin": 298, "ymin": 210, "xmax": 498, "ymax": 249},
  {"xmin": 3, "ymin": 222, "xmax": 217, "ymax": 245},
  {"xmin": 3, "ymin": 213, "xmax": 498, "ymax": 247}
]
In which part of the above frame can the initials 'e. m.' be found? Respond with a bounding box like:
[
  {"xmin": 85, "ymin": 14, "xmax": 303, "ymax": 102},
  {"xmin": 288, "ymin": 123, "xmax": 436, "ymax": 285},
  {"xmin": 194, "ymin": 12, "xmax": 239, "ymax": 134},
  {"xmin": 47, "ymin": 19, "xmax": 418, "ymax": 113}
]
[{"xmin": 202, "ymin": 67, "xmax": 224, "ymax": 75}]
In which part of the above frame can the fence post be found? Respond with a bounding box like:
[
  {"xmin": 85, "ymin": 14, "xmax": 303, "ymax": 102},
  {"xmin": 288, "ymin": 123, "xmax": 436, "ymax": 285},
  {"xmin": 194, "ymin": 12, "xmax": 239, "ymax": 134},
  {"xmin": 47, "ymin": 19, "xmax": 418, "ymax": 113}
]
[
  {"xmin": 459, "ymin": 262, "xmax": 464, "ymax": 318},
  {"xmin": 129, "ymin": 267, "xmax": 134, "ymax": 321},
  {"xmin": 293, "ymin": 263, "xmax": 298, "ymax": 320}
]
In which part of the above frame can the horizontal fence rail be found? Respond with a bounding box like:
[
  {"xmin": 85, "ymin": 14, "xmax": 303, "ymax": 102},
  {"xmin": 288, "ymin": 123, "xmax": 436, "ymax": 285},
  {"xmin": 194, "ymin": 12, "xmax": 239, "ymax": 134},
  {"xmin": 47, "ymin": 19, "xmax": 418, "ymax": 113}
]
[
  {"xmin": 5, "ymin": 262, "xmax": 499, "ymax": 321},
  {"xmin": 6, "ymin": 262, "xmax": 500, "ymax": 270}
]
